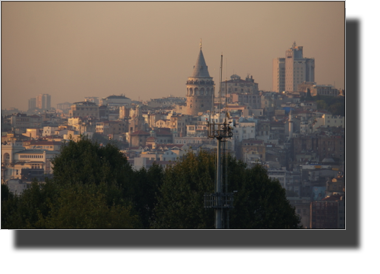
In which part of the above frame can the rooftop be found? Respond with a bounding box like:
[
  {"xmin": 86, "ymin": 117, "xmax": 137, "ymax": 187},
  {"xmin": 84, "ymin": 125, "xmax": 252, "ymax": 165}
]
[
  {"xmin": 105, "ymin": 95, "xmax": 130, "ymax": 100},
  {"xmin": 73, "ymin": 101, "xmax": 97, "ymax": 106},
  {"xmin": 130, "ymin": 130, "xmax": 150, "ymax": 136}
]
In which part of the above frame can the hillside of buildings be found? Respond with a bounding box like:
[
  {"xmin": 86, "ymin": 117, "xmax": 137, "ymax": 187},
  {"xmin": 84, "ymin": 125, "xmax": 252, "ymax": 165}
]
[{"xmin": 2, "ymin": 44, "xmax": 345, "ymax": 229}]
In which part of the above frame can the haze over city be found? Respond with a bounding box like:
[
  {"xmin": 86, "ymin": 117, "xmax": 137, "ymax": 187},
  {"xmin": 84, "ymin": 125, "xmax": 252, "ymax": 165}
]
[{"xmin": 2, "ymin": 1, "xmax": 344, "ymax": 111}]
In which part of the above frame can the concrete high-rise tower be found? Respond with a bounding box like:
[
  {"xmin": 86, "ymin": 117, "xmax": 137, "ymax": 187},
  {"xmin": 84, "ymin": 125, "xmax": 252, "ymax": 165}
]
[
  {"xmin": 28, "ymin": 98, "xmax": 36, "ymax": 111},
  {"xmin": 272, "ymin": 58, "xmax": 285, "ymax": 93},
  {"xmin": 284, "ymin": 42, "xmax": 315, "ymax": 92},
  {"xmin": 186, "ymin": 43, "xmax": 215, "ymax": 116},
  {"xmin": 36, "ymin": 94, "xmax": 51, "ymax": 110},
  {"xmin": 273, "ymin": 42, "xmax": 314, "ymax": 93}
]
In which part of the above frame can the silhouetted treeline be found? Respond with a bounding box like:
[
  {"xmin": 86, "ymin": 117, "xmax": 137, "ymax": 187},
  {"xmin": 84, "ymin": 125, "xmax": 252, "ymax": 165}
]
[
  {"xmin": 314, "ymin": 95, "xmax": 345, "ymax": 116},
  {"xmin": 1, "ymin": 138, "xmax": 301, "ymax": 229}
]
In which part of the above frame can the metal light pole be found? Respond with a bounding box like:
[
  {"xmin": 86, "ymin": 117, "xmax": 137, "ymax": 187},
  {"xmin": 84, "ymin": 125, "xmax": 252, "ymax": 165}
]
[
  {"xmin": 204, "ymin": 117, "xmax": 234, "ymax": 229},
  {"xmin": 204, "ymin": 54, "xmax": 235, "ymax": 229}
]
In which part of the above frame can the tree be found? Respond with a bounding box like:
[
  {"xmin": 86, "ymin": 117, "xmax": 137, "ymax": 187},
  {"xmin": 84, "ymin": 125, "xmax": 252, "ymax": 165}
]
[
  {"xmin": 130, "ymin": 163, "xmax": 165, "ymax": 228},
  {"xmin": 2, "ymin": 138, "xmax": 144, "ymax": 229},
  {"xmin": 92, "ymin": 133, "xmax": 127, "ymax": 150},
  {"xmin": 1, "ymin": 184, "xmax": 13, "ymax": 202},
  {"xmin": 1, "ymin": 179, "xmax": 60, "ymax": 229},
  {"xmin": 312, "ymin": 95, "xmax": 345, "ymax": 116},
  {"xmin": 316, "ymin": 100, "xmax": 328, "ymax": 111},
  {"xmin": 228, "ymin": 163, "xmax": 301, "ymax": 229},
  {"xmin": 2, "ymin": 140, "xmax": 301, "ymax": 229},
  {"xmin": 36, "ymin": 182, "xmax": 141, "ymax": 229},
  {"xmin": 1, "ymin": 178, "xmax": 142, "ymax": 229},
  {"xmin": 153, "ymin": 151, "xmax": 301, "ymax": 229},
  {"xmin": 52, "ymin": 137, "xmax": 134, "ymax": 189},
  {"xmin": 152, "ymin": 151, "xmax": 215, "ymax": 229}
]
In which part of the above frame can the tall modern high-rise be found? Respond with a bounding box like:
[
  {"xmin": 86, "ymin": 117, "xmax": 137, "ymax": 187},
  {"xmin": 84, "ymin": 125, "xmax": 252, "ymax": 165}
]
[
  {"xmin": 273, "ymin": 42, "xmax": 315, "ymax": 93},
  {"xmin": 36, "ymin": 94, "xmax": 51, "ymax": 110},
  {"xmin": 272, "ymin": 58, "xmax": 285, "ymax": 93},
  {"xmin": 28, "ymin": 98, "xmax": 36, "ymax": 111},
  {"xmin": 186, "ymin": 43, "xmax": 215, "ymax": 116}
]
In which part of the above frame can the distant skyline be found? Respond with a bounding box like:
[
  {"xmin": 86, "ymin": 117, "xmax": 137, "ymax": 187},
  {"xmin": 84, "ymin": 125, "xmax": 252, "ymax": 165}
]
[{"xmin": 1, "ymin": 1, "xmax": 345, "ymax": 111}]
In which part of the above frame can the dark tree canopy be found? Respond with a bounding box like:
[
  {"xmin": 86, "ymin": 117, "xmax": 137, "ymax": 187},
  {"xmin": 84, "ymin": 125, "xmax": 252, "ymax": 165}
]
[
  {"xmin": 312, "ymin": 95, "xmax": 345, "ymax": 116},
  {"xmin": 153, "ymin": 151, "xmax": 301, "ymax": 229},
  {"xmin": 2, "ymin": 139, "xmax": 143, "ymax": 229},
  {"xmin": 52, "ymin": 137, "xmax": 133, "ymax": 188},
  {"xmin": 2, "ymin": 138, "xmax": 301, "ymax": 229},
  {"xmin": 152, "ymin": 151, "xmax": 215, "ymax": 229}
]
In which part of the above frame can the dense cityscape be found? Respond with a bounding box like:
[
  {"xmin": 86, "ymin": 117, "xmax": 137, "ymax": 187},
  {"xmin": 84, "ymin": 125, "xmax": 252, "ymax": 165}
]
[{"xmin": 2, "ymin": 42, "xmax": 345, "ymax": 229}]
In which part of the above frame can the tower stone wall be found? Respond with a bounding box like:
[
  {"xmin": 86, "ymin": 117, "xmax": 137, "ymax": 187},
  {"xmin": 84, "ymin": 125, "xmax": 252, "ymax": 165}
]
[
  {"xmin": 186, "ymin": 46, "xmax": 214, "ymax": 116},
  {"xmin": 186, "ymin": 77, "xmax": 214, "ymax": 116}
]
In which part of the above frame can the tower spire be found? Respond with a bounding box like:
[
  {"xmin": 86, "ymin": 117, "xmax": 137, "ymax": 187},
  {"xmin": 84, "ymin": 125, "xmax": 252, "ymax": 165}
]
[
  {"xmin": 200, "ymin": 38, "xmax": 202, "ymax": 50},
  {"xmin": 191, "ymin": 44, "xmax": 210, "ymax": 78}
]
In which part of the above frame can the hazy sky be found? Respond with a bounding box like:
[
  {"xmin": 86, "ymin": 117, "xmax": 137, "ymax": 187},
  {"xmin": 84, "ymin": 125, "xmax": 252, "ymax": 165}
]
[{"xmin": 1, "ymin": 1, "xmax": 344, "ymax": 111}]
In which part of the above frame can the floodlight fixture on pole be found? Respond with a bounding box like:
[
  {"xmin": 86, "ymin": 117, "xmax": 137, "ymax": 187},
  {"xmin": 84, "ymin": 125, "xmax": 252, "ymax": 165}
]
[{"xmin": 204, "ymin": 116, "xmax": 235, "ymax": 229}]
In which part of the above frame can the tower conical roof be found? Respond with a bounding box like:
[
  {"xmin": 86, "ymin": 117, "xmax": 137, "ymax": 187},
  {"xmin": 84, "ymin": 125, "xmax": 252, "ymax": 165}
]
[{"xmin": 192, "ymin": 49, "xmax": 210, "ymax": 78}]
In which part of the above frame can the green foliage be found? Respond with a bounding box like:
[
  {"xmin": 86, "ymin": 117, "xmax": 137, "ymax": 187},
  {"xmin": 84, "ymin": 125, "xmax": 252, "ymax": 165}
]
[
  {"xmin": 152, "ymin": 151, "xmax": 215, "ymax": 229},
  {"xmin": 2, "ymin": 139, "xmax": 301, "ymax": 229},
  {"xmin": 92, "ymin": 133, "xmax": 127, "ymax": 150},
  {"xmin": 2, "ymin": 178, "xmax": 141, "ymax": 229},
  {"xmin": 229, "ymin": 164, "xmax": 301, "ymax": 229},
  {"xmin": 328, "ymin": 101, "xmax": 345, "ymax": 116},
  {"xmin": 153, "ymin": 152, "xmax": 301, "ymax": 229},
  {"xmin": 316, "ymin": 100, "xmax": 328, "ymax": 111},
  {"xmin": 36, "ymin": 182, "xmax": 140, "ymax": 229},
  {"xmin": 50, "ymin": 137, "xmax": 148, "ymax": 228},
  {"xmin": 2, "ymin": 138, "xmax": 143, "ymax": 229},
  {"xmin": 52, "ymin": 137, "xmax": 133, "ymax": 187},
  {"xmin": 313, "ymin": 95, "xmax": 345, "ymax": 116},
  {"xmin": 1, "ymin": 184, "xmax": 13, "ymax": 202},
  {"xmin": 1, "ymin": 179, "xmax": 60, "ymax": 228},
  {"xmin": 130, "ymin": 163, "xmax": 165, "ymax": 228}
]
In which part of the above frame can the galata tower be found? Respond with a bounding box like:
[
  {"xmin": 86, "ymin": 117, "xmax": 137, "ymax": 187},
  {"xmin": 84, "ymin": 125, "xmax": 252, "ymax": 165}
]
[{"xmin": 186, "ymin": 43, "xmax": 215, "ymax": 116}]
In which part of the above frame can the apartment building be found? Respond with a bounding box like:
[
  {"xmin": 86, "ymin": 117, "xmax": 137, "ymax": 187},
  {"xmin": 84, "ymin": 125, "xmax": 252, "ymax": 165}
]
[{"xmin": 69, "ymin": 101, "xmax": 99, "ymax": 118}]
